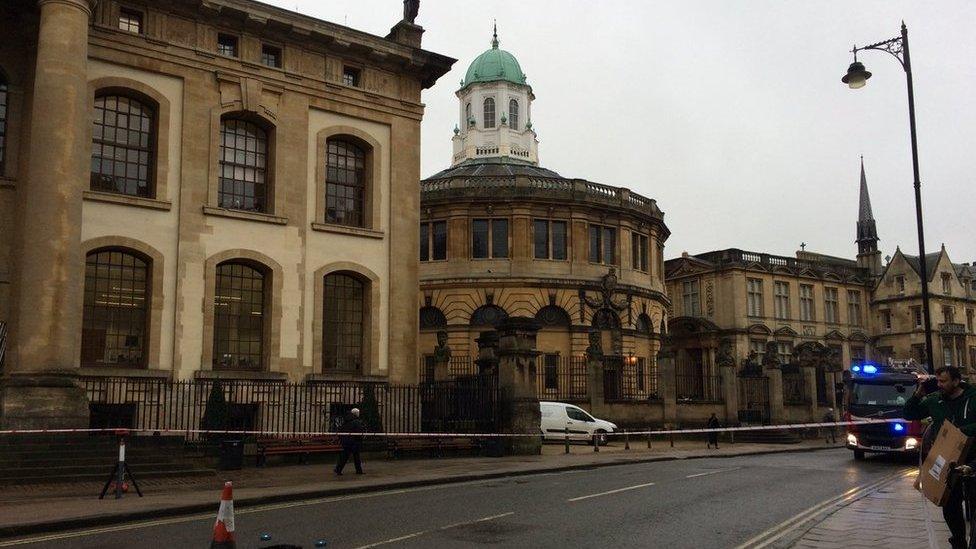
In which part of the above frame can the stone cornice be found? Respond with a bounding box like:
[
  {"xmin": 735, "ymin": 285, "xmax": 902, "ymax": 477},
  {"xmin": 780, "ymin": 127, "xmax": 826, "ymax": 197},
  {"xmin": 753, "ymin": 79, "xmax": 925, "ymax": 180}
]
[{"xmin": 37, "ymin": 0, "xmax": 97, "ymax": 15}]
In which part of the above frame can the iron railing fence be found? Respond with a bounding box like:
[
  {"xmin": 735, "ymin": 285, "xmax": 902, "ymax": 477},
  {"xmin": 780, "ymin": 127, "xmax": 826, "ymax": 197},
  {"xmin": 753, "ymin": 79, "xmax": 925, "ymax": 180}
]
[{"xmin": 81, "ymin": 375, "xmax": 498, "ymax": 439}]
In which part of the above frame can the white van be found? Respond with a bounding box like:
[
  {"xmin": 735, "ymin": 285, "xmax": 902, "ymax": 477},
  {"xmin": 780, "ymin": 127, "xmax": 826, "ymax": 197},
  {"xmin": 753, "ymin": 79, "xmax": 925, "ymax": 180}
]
[{"xmin": 540, "ymin": 401, "xmax": 617, "ymax": 445}]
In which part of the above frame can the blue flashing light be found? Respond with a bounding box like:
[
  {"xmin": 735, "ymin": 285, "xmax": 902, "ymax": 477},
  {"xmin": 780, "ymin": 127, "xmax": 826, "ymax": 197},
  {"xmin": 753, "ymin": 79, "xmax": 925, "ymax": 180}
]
[
  {"xmin": 862, "ymin": 365, "xmax": 878, "ymax": 374},
  {"xmin": 852, "ymin": 365, "xmax": 861, "ymax": 373},
  {"xmin": 893, "ymin": 423, "xmax": 905, "ymax": 432}
]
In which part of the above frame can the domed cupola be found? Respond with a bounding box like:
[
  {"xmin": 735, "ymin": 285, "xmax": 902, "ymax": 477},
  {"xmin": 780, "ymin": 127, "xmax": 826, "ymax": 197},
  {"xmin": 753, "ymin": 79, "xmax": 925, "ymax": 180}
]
[{"xmin": 451, "ymin": 24, "xmax": 539, "ymax": 167}]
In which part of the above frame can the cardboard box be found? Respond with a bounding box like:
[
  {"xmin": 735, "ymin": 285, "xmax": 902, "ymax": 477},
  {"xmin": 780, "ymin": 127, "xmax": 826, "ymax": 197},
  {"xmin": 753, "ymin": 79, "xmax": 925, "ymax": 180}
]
[{"xmin": 920, "ymin": 421, "xmax": 973, "ymax": 506}]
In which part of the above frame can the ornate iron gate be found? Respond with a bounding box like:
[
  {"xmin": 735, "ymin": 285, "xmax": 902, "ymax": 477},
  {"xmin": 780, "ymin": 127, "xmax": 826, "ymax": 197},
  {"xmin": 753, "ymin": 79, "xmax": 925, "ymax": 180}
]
[{"xmin": 738, "ymin": 375, "xmax": 770, "ymax": 424}]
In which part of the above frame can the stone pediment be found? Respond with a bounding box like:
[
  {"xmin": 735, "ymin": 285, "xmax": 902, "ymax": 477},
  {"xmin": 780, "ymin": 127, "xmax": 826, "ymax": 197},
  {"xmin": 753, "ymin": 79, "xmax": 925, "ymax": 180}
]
[
  {"xmin": 774, "ymin": 326, "xmax": 798, "ymax": 337},
  {"xmin": 748, "ymin": 323, "xmax": 772, "ymax": 335},
  {"xmin": 824, "ymin": 329, "xmax": 846, "ymax": 341},
  {"xmin": 666, "ymin": 258, "xmax": 712, "ymax": 278}
]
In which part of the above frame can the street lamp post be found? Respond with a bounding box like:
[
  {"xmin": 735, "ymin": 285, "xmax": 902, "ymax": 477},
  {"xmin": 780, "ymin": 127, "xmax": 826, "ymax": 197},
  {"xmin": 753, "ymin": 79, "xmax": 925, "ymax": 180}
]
[{"xmin": 842, "ymin": 22, "xmax": 935, "ymax": 375}]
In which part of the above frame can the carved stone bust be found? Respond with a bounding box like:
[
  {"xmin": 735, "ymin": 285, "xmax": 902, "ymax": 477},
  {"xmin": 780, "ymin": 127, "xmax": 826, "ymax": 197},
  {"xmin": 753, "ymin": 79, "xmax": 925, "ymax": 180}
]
[
  {"xmin": 433, "ymin": 330, "xmax": 451, "ymax": 363},
  {"xmin": 585, "ymin": 330, "xmax": 603, "ymax": 361}
]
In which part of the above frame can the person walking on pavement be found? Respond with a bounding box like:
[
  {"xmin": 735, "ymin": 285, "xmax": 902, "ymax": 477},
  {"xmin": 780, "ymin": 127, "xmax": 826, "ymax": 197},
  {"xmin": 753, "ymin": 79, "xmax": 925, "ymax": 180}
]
[
  {"xmin": 822, "ymin": 408, "xmax": 837, "ymax": 444},
  {"xmin": 335, "ymin": 408, "xmax": 365, "ymax": 475},
  {"xmin": 706, "ymin": 413, "xmax": 720, "ymax": 449},
  {"xmin": 904, "ymin": 366, "xmax": 976, "ymax": 549}
]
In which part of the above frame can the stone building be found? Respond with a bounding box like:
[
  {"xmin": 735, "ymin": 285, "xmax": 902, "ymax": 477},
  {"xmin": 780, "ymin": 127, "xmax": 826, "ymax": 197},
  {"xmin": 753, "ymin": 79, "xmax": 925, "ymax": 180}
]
[
  {"xmin": 418, "ymin": 30, "xmax": 670, "ymax": 400},
  {"xmin": 0, "ymin": 0, "xmax": 453, "ymax": 428},
  {"xmin": 665, "ymin": 158, "xmax": 976, "ymax": 409}
]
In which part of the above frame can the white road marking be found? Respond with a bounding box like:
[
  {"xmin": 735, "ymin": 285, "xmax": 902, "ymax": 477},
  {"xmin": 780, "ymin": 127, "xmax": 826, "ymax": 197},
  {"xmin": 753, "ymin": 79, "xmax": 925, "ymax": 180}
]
[
  {"xmin": 354, "ymin": 512, "xmax": 514, "ymax": 548},
  {"xmin": 354, "ymin": 530, "xmax": 428, "ymax": 548},
  {"xmin": 438, "ymin": 511, "xmax": 515, "ymax": 531},
  {"xmin": 567, "ymin": 481, "xmax": 656, "ymax": 502},
  {"xmin": 685, "ymin": 467, "xmax": 741, "ymax": 478}
]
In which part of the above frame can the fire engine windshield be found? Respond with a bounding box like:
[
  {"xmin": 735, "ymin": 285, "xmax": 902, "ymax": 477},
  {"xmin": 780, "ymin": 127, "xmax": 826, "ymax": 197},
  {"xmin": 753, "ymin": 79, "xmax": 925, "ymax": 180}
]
[{"xmin": 850, "ymin": 382, "xmax": 909, "ymax": 407}]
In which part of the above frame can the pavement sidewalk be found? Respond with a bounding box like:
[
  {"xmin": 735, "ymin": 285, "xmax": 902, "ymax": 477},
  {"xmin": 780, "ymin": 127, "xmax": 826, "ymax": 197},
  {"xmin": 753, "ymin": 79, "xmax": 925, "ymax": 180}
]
[
  {"xmin": 0, "ymin": 438, "xmax": 842, "ymax": 538},
  {"xmin": 788, "ymin": 470, "xmax": 951, "ymax": 549}
]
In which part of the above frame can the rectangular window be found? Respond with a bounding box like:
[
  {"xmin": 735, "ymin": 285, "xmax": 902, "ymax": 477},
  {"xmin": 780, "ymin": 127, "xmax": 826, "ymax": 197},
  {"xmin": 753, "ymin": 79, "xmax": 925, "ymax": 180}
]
[
  {"xmin": 896, "ymin": 275, "xmax": 905, "ymax": 294},
  {"xmin": 943, "ymin": 273, "xmax": 952, "ymax": 294},
  {"xmin": 631, "ymin": 233, "xmax": 649, "ymax": 272},
  {"xmin": 944, "ymin": 339, "xmax": 954, "ymax": 367},
  {"xmin": 968, "ymin": 310, "xmax": 974, "ymax": 333},
  {"xmin": 882, "ymin": 310, "xmax": 892, "ymax": 332},
  {"xmin": 261, "ymin": 45, "xmax": 282, "ymax": 68},
  {"xmin": 912, "ymin": 306, "xmax": 923, "ymax": 328},
  {"xmin": 750, "ymin": 340, "xmax": 766, "ymax": 363},
  {"xmin": 342, "ymin": 66, "xmax": 361, "ymax": 87},
  {"xmin": 824, "ymin": 287, "xmax": 839, "ymax": 324},
  {"xmin": 420, "ymin": 221, "xmax": 447, "ymax": 262},
  {"xmin": 777, "ymin": 341, "xmax": 793, "ymax": 366},
  {"xmin": 747, "ymin": 278, "xmax": 763, "ymax": 317},
  {"xmin": 637, "ymin": 357, "xmax": 646, "ymax": 392},
  {"xmin": 492, "ymin": 219, "xmax": 509, "ymax": 258},
  {"xmin": 911, "ymin": 344, "xmax": 926, "ymax": 363},
  {"xmin": 118, "ymin": 8, "xmax": 143, "ymax": 33},
  {"xmin": 682, "ymin": 280, "xmax": 701, "ymax": 317},
  {"xmin": 472, "ymin": 218, "xmax": 507, "ymax": 259},
  {"xmin": 217, "ymin": 34, "xmax": 238, "ymax": 57},
  {"xmin": 800, "ymin": 284, "xmax": 814, "ymax": 321},
  {"xmin": 851, "ymin": 346, "xmax": 865, "ymax": 363},
  {"xmin": 533, "ymin": 219, "xmax": 568, "ymax": 260},
  {"xmin": 588, "ymin": 224, "xmax": 617, "ymax": 265},
  {"xmin": 544, "ymin": 354, "xmax": 559, "ymax": 390},
  {"xmin": 944, "ymin": 306, "xmax": 955, "ymax": 323},
  {"xmin": 847, "ymin": 290, "xmax": 862, "ymax": 326},
  {"xmin": 774, "ymin": 281, "xmax": 790, "ymax": 320}
]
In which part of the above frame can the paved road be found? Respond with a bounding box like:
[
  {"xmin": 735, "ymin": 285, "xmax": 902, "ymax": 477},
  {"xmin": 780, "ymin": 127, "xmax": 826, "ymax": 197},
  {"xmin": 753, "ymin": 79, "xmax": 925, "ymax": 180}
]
[{"xmin": 6, "ymin": 449, "xmax": 911, "ymax": 548}]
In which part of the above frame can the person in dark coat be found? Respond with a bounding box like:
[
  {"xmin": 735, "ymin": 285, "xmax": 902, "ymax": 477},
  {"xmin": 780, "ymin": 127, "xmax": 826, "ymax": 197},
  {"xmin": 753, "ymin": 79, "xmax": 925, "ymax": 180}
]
[
  {"xmin": 706, "ymin": 413, "xmax": 720, "ymax": 449},
  {"xmin": 335, "ymin": 408, "xmax": 365, "ymax": 475}
]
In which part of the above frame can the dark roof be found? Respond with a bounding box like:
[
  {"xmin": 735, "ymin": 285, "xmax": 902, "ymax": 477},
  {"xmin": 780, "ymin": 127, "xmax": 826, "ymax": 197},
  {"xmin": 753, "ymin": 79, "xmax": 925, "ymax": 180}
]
[
  {"xmin": 903, "ymin": 252, "xmax": 942, "ymax": 282},
  {"xmin": 424, "ymin": 158, "xmax": 561, "ymax": 180}
]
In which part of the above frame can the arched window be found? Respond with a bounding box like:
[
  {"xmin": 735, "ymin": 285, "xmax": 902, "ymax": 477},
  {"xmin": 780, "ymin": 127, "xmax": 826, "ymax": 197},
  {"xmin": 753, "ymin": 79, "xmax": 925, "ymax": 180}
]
[
  {"xmin": 419, "ymin": 306, "xmax": 447, "ymax": 330},
  {"xmin": 0, "ymin": 73, "xmax": 7, "ymax": 173},
  {"xmin": 91, "ymin": 93, "xmax": 155, "ymax": 197},
  {"xmin": 635, "ymin": 313, "xmax": 653, "ymax": 335},
  {"xmin": 509, "ymin": 99, "xmax": 519, "ymax": 131},
  {"xmin": 325, "ymin": 139, "xmax": 366, "ymax": 227},
  {"xmin": 483, "ymin": 97, "xmax": 495, "ymax": 129},
  {"xmin": 81, "ymin": 249, "xmax": 150, "ymax": 367},
  {"xmin": 535, "ymin": 305, "xmax": 571, "ymax": 328},
  {"xmin": 464, "ymin": 102, "xmax": 472, "ymax": 124},
  {"xmin": 324, "ymin": 273, "xmax": 366, "ymax": 372},
  {"xmin": 213, "ymin": 261, "xmax": 266, "ymax": 370},
  {"xmin": 592, "ymin": 308, "xmax": 620, "ymax": 330},
  {"xmin": 470, "ymin": 304, "xmax": 507, "ymax": 327},
  {"xmin": 219, "ymin": 118, "xmax": 268, "ymax": 212}
]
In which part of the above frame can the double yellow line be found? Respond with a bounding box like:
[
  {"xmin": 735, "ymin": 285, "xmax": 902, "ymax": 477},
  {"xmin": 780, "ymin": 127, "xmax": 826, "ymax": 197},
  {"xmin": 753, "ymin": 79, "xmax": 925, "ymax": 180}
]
[{"xmin": 734, "ymin": 467, "xmax": 914, "ymax": 549}]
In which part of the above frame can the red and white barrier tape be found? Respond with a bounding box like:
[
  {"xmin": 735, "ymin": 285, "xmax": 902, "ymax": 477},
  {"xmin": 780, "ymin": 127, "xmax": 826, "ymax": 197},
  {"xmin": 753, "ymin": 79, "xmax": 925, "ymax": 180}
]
[{"xmin": 0, "ymin": 419, "xmax": 900, "ymax": 439}]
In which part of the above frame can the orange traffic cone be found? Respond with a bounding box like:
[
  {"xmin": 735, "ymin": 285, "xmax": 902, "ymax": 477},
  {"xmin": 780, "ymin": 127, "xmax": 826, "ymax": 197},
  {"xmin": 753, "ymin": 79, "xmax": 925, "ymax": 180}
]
[{"xmin": 211, "ymin": 481, "xmax": 235, "ymax": 548}]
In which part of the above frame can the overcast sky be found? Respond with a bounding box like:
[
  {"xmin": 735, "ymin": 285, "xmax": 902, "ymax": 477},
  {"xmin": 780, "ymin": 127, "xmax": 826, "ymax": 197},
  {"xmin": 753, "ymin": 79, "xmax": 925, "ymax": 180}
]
[{"xmin": 266, "ymin": 0, "xmax": 975, "ymax": 263}]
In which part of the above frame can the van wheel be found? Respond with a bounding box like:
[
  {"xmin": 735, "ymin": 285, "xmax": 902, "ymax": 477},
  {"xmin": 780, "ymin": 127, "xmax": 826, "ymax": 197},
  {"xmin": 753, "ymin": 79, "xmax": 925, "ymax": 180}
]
[
  {"xmin": 593, "ymin": 430, "xmax": 608, "ymax": 446},
  {"xmin": 853, "ymin": 449, "xmax": 865, "ymax": 461}
]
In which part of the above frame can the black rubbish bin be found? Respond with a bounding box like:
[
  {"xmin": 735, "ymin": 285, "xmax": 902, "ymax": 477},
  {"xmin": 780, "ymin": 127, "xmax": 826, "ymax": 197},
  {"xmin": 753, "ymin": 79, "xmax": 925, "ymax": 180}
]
[{"xmin": 218, "ymin": 439, "xmax": 244, "ymax": 470}]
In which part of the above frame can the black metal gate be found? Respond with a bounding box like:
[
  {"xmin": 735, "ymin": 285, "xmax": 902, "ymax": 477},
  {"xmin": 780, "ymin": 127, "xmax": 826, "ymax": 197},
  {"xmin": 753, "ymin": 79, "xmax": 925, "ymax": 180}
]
[
  {"xmin": 602, "ymin": 356, "xmax": 623, "ymax": 401},
  {"xmin": 738, "ymin": 375, "xmax": 770, "ymax": 424}
]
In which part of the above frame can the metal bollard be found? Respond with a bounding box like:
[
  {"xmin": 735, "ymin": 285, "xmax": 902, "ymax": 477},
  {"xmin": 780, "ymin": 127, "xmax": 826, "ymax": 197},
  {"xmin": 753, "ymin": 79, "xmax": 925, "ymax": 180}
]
[
  {"xmin": 647, "ymin": 427, "xmax": 652, "ymax": 449},
  {"xmin": 670, "ymin": 433, "xmax": 675, "ymax": 448},
  {"xmin": 624, "ymin": 430, "xmax": 630, "ymax": 450},
  {"xmin": 593, "ymin": 433, "xmax": 600, "ymax": 452},
  {"xmin": 564, "ymin": 426, "xmax": 570, "ymax": 454},
  {"xmin": 730, "ymin": 429, "xmax": 735, "ymax": 445}
]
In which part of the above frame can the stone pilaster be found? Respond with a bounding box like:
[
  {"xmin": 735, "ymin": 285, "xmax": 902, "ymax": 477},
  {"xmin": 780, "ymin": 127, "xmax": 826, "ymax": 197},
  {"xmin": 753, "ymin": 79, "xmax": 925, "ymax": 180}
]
[
  {"xmin": 495, "ymin": 317, "xmax": 541, "ymax": 456},
  {"xmin": 720, "ymin": 365, "xmax": 738, "ymax": 423},
  {"xmin": 1, "ymin": 0, "xmax": 95, "ymax": 429},
  {"xmin": 802, "ymin": 365, "xmax": 819, "ymax": 421},
  {"xmin": 765, "ymin": 365, "xmax": 785, "ymax": 424}
]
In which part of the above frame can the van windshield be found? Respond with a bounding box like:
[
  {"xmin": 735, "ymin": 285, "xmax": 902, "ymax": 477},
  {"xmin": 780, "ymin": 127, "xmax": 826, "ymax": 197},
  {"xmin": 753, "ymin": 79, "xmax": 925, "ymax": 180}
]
[{"xmin": 567, "ymin": 407, "xmax": 594, "ymax": 422}]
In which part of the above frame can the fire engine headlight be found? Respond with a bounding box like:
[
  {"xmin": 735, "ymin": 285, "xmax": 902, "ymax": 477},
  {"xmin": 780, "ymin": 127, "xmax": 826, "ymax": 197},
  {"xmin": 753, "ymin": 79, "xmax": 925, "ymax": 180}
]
[
  {"xmin": 847, "ymin": 434, "xmax": 858, "ymax": 446},
  {"xmin": 905, "ymin": 437, "xmax": 918, "ymax": 450}
]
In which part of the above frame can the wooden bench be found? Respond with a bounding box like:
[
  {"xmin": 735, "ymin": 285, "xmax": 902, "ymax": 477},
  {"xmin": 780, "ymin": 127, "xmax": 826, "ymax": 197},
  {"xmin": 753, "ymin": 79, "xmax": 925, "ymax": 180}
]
[
  {"xmin": 387, "ymin": 437, "xmax": 481, "ymax": 459},
  {"xmin": 256, "ymin": 436, "xmax": 342, "ymax": 466}
]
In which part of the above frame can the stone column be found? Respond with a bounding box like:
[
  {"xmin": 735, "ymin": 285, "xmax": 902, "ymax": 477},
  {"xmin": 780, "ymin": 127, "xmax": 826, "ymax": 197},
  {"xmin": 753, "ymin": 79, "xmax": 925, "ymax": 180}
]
[
  {"xmin": 720, "ymin": 365, "xmax": 738, "ymax": 423},
  {"xmin": 765, "ymin": 366, "xmax": 785, "ymax": 424},
  {"xmin": 495, "ymin": 317, "xmax": 541, "ymax": 456},
  {"xmin": 1, "ymin": 0, "xmax": 94, "ymax": 429},
  {"xmin": 802, "ymin": 364, "xmax": 819, "ymax": 421},
  {"xmin": 586, "ymin": 352, "xmax": 605, "ymax": 413},
  {"xmin": 657, "ymin": 342, "xmax": 677, "ymax": 425}
]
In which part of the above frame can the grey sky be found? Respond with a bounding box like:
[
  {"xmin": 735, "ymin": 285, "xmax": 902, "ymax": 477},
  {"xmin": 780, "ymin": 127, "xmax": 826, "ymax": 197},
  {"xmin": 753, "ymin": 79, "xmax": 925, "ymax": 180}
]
[{"xmin": 266, "ymin": 0, "xmax": 975, "ymax": 263}]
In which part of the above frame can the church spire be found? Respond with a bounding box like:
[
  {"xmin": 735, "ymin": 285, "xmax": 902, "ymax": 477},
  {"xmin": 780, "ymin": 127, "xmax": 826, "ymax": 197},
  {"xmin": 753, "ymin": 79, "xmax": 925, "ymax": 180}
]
[
  {"xmin": 855, "ymin": 156, "xmax": 882, "ymax": 276},
  {"xmin": 491, "ymin": 20, "xmax": 499, "ymax": 49}
]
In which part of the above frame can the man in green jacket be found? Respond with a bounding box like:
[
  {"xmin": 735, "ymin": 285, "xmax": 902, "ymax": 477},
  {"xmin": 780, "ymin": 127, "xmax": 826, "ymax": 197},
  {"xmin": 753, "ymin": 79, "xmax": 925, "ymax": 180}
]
[{"xmin": 904, "ymin": 366, "xmax": 976, "ymax": 549}]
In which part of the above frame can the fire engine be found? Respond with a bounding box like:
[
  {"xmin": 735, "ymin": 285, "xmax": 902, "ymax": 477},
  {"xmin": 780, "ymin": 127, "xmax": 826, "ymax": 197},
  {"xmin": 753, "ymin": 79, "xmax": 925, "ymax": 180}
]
[{"xmin": 844, "ymin": 360, "xmax": 927, "ymax": 460}]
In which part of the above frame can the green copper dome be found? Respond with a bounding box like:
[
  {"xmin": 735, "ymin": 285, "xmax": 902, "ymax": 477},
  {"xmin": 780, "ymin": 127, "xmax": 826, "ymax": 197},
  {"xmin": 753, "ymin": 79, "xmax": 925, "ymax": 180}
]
[{"xmin": 461, "ymin": 28, "xmax": 527, "ymax": 89}]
